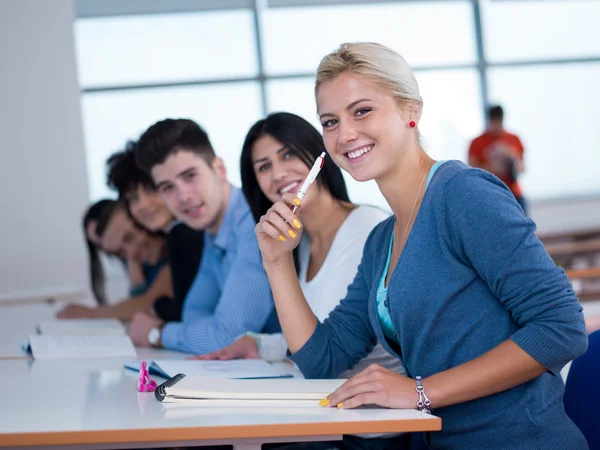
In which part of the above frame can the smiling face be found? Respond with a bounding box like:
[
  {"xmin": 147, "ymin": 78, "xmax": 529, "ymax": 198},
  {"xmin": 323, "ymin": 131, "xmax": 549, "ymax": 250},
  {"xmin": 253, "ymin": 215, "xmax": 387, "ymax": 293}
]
[
  {"xmin": 151, "ymin": 149, "xmax": 229, "ymax": 234},
  {"xmin": 124, "ymin": 184, "xmax": 173, "ymax": 232},
  {"xmin": 251, "ymin": 134, "xmax": 317, "ymax": 206},
  {"xmin": 317, "ymin": 72, "xmax": 417, "ymax": 182},
  {"xmin": 101, "ymin": 208, "xmax": 162, "ymax": 263}
]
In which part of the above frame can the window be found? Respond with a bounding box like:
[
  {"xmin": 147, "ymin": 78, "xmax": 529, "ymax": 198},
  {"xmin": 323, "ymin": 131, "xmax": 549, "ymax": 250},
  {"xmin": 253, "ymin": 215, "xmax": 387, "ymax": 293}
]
[
  {"xmin": 81, "ymin": 83, "xmax": 262, "ymax": 201},
  {"xmin": 75, "ymin": 10, "xmax": 258, "ymax": 88},
  {"xmin": 74, "ymin": 1, "xmax": 600, "ymax": 204},
  {"xmin": 481, "ymin": 0, "xmax": 600, "ymax": 63},
  {"xmin": 260, "ymin": 1, "xmax": 476, "ymax": 75}
]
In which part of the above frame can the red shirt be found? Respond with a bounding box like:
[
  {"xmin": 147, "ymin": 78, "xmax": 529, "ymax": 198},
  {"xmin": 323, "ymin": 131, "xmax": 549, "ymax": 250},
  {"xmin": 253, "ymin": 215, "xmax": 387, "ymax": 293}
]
[{"xmin": 468, "ymin": 130, "xmax": 525, "ymax": 197}]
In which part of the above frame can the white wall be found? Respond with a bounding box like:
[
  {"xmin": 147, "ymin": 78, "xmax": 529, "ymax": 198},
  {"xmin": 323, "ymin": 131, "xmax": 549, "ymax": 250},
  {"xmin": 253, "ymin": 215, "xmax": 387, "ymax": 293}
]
[{"xmin": 0, "ymin": 0, "xmax": 90, "ymax": 302}]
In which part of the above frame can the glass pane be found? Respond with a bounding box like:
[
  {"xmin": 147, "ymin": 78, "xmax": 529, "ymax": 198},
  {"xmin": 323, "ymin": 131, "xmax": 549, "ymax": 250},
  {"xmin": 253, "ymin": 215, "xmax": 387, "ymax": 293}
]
[
  {"xmin": 75, "ymin": 10, "xmax": 258, "ymax": 88},
  {"xmin": 260, "ymin": 1, "xmax": 476, "ymax": 75},
  {"xmin": 482, "ymin": 0, "xmax": 600, "ymax": 62},
  {"xmin": 488, "ymin": 63, "xmax": 600, "ymax": 199},
  {"xmin": 266, "ymin": 69, "xmax": 483, "ymax": 210},
  {"xmin": 81, "ymin": 83, "xmax": 263, "ymax": 201}
]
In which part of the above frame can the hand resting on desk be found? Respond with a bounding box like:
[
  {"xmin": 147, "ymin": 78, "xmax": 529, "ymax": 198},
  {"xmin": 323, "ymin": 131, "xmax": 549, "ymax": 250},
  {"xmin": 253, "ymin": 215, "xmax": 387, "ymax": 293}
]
[
  {"xmin": 323, "ymin": 363, "xmax": 417, "ymax": 410},
  {"xmin": 188, "ymin": 335, "xmax": 260, "ymax": 360},
  {"xmin": 129, "ymin": 311, "xmax": 163, "ymax": 347},
  {"xmin": 56, "ymin": 304, "xmax": 98, "ymax": 319}
]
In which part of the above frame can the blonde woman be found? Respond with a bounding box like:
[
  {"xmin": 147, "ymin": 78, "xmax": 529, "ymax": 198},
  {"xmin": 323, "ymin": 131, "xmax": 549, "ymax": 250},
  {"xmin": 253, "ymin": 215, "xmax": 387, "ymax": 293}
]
[{"xmin": 255, "ymin": 43, "xmax": 588, "ymax": 449}]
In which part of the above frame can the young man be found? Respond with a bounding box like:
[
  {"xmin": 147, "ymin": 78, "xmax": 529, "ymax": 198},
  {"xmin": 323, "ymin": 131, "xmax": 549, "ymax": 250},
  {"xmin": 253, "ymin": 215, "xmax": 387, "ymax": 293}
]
[
  {"xmin": 105, "ymin": 144, "xmax": 205, "ymax": 322},
  {"xmin": 132, "ymin": 118, "xmax": 279, "ymax": 354},
  {"xmin": 468, "ymin": 105, "xmax": 527, "ymax": 214}
]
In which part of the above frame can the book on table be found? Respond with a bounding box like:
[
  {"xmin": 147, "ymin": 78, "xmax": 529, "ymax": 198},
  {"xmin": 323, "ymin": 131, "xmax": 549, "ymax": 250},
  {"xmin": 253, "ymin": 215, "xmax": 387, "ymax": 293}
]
[
  {"xmin": 24, "ymin": 318, "xmax": 136, "ymax": 360},
  {"xmin": 156, "ymin": 374, "xmax": 346, "ymax": 407},
  {"xmin": 36, "ymin": 318, "xmax": 126, "ymax": 336}
]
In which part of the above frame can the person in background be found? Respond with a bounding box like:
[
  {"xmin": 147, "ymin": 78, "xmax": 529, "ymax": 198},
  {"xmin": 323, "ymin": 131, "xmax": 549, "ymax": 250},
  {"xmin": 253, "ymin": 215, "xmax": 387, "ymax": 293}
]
[
  {"xmin": 193, "ymin": 112, "xmax": 401, "ymax": 375},
  {"xmin": 468, "ymin": 105, "xmax": 527, "ymax": 215},
  {"xmin": 82, "ymin": 199, "xmax": 145, "ymax": 306},
  {"xmin": 105, "ymin": 142, "xmax": 204, "ymax": 322},
  {"xmin": 57, "ymin": 201, "xmax": 172, "ymax": 319},
  {"xmin": 255, "ymin": 42, "xmax": 587, "ymax": 449},
  {"xmin": 129, "ymin": 118, "xmax": 279, "ymax": 353}
]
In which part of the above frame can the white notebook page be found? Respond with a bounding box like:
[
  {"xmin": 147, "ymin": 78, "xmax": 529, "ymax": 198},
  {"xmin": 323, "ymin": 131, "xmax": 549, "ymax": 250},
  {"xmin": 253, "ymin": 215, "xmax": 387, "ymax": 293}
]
[
  {"xmin": 37, "ymin": 319, "xmax": 126, "ymax": 336},
  {"xmin": 28, "ymin": 335, "xmax": 137, "ymax": 360}
]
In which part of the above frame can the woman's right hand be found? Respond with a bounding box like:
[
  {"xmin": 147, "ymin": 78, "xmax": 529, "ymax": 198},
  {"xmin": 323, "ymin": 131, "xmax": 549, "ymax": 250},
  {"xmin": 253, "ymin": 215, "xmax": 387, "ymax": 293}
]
[{"xmin": 255, "ymin": 193, "xmax": 304, "ymax": 265}]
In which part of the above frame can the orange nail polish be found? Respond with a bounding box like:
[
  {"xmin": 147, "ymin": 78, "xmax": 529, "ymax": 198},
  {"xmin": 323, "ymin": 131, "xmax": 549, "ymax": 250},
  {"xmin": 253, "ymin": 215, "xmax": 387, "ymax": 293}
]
[
  {"xmin": 293, "ymin": 219, "xmax": 302, "ymax": 229},
  {"xmin": 279, "ymin": 235, "xmax": 286, "ymax": 242},
  {"xmin": 288, "ymin": 229, "xmax": 297, "ymax": 239},
  {"xmin": 337, "ymin": 403, "xmax": 343, "ymax": 409},
  {"xmin": 319, "ymin": 398, "xmax": 330, "ymax": 407},
  {"xmin": 293, "ymin": 198, "xmax": 301, "ymax": 206}
]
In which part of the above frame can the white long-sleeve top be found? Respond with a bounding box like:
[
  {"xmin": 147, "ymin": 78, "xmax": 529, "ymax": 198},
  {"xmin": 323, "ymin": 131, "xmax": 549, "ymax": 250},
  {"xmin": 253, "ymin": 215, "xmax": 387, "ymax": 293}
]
[{"xmin": 254, "ymin": 205, "xmax": 405, "ymax": 378}]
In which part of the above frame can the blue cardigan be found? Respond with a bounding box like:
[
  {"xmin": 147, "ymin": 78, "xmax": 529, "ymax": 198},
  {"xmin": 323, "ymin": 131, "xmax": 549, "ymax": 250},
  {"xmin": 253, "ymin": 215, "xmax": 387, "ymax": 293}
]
[{"xmin": 290, "ymin": 161, "xmax": 588, "ymax": 449}]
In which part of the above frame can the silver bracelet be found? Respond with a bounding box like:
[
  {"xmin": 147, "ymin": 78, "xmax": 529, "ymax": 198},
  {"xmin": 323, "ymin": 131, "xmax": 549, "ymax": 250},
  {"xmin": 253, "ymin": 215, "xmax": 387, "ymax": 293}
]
[{"xmin": 415, "ymin": 376, "xmax": 432, "ymax": 414}]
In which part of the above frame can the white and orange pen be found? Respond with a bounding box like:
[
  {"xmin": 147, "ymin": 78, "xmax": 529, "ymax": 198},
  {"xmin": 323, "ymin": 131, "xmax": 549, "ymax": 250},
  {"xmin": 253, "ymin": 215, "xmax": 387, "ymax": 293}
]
[{"xmin": 291, "ymin": 152, "xmax": 326, "ymax": 213}]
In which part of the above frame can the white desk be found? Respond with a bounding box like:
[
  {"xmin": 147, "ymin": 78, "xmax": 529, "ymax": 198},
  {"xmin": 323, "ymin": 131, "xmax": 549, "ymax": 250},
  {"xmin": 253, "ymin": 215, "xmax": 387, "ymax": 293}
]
[{"xmin": 0, "ymin": 358, "xmax": 441, "ymax": 449}]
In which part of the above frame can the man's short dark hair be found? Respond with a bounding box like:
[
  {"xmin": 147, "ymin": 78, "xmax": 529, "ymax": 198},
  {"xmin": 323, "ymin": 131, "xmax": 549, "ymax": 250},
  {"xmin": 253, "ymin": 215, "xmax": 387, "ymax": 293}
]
[
  {"xmin": 106, "ymin": 141, "xmax": 154, "ymax": 198},
  {"xmin": 135, "ymin": 118, "xmax": 215, "ymax": 174},
  {"xmin": 488, "ymin": 105, "xmax": 504, "ymax": 121}
]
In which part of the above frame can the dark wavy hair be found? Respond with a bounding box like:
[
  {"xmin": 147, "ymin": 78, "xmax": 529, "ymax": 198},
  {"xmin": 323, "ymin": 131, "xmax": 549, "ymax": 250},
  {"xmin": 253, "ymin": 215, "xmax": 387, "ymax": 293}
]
[
  {"xmin": 106, "ymin": 140, "xmax": 154, "ymax": 198},
  {"xmin": 240, "ymin": 112, "xmax": 350, "ymax": 224},
  {"xmin": 82, "ymin": 199, "xmax": 117, "ymax": 306}
]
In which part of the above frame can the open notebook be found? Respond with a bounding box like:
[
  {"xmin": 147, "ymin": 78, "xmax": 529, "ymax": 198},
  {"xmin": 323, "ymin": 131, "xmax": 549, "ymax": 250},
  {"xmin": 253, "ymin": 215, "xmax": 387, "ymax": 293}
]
[
  {"xmin": 156, "ymin": 375, "xmax": 346, "ymax": 406},
  {"xmin": 24, "ymin": 319, "xmax": 135, "ymax": 360},
  {"xmin": 26, "ymin": 334, "xmax": 137, "ymax": 360},
  {"xmin": 125, "ymin": 359, "xmax": 294, "ymax": 380},
  {"xmin": 37, "ymin": 319, "xmax": 126, "ymax": 336}
]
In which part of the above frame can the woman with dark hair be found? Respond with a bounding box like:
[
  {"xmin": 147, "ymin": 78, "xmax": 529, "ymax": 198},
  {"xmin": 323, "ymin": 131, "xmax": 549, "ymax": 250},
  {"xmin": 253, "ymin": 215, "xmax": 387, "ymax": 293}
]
[
  {"xmin": 82, "ymin": 199, "xmax": 142, "ymax": 306},
  {"xmin": 192, "ymin": 112, "xmax": 401, "ymax": 377},
  {"xmin": 62, "ymin": 200, "xmax": 171, "ymax": 319}
]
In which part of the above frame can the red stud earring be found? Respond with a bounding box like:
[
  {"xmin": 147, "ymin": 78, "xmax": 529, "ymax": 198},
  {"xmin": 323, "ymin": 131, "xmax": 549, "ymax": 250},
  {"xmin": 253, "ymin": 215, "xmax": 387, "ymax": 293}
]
[{"xmin": 409, "ymin": 121, "xmax": 416, "ymax": 128}]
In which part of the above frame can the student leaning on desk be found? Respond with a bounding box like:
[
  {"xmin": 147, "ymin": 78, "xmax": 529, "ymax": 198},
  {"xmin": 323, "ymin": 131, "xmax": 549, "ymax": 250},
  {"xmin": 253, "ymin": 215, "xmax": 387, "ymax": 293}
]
[
  {"xmin": 129, "ymin": 118, "xmax": 280, "ymax": 354},
  {"xmin": 59, "ymin": 199, "xmax": 172, "ymax": 319},
  {"xmin": 253, "ymin": 42, "xmax": 589, "ymax": 449}
]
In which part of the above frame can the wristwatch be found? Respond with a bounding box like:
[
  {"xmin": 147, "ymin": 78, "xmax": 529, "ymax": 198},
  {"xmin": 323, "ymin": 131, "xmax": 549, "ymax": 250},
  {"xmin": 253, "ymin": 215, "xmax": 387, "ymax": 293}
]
[{"xmin": 148, "ymin": 324, "xmax": 164, "ymax": 348}]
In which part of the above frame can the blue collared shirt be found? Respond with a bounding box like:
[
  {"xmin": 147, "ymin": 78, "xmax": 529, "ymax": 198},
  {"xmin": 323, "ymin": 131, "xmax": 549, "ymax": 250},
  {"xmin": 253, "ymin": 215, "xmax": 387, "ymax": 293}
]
[{"xmin": 161, "ymin": 186, "xmax": 277, "ymax": 354}]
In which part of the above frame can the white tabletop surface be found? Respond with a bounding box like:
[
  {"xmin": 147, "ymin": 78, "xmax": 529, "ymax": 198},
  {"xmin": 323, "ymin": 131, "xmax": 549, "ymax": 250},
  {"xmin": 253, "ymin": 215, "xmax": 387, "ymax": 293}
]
[
  {"xmin": 0, "ymin": 356, "xmax": 440, "ymax": 448},
  {"xmin": 0, "ymin": 304, "xmax": 441, "ymax": 448}
]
